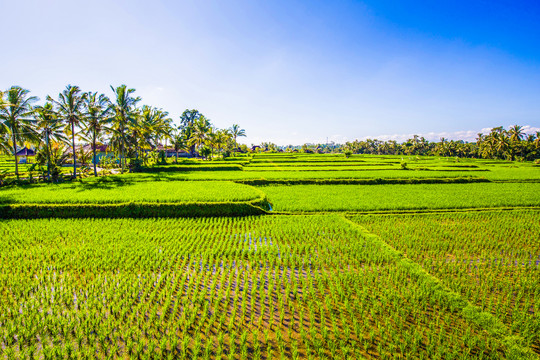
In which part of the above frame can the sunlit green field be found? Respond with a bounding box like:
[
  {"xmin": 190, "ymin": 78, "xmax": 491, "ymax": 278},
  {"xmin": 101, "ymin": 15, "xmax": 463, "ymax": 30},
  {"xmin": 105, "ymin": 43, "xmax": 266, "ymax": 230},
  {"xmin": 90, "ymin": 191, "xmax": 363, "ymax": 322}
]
[
  {"xmin": 0, "ymin": 216, "xmax": 515, "ymax": 359},
  {"xmin": 0, "ymin": 181, "xmax": 263, "ymax": 204},
  {"xmin": 1, "ymin": 153, "xmax": 539, "ymax": 358},
  {"xmin": 349, "ymin": 209, "xmax": 540, "ymax": 353},
  {"xmin": 261, "ymin": 182, "xmax": 540, "ymax": 212}
]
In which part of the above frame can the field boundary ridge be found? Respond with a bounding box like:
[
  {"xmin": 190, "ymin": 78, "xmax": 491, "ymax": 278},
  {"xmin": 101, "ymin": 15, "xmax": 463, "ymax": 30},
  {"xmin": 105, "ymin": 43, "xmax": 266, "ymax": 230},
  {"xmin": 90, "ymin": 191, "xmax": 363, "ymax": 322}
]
[
  {"xmin": 0, "ymin": 197, "xmax": 270, "ymax": 219},
  {"xmin": 340, "ymin": 215, "xmax": 537, "ymax": 359},
  {"xmin": 236, "ymin": 176, "xmax": 490, "ymax": 186}
]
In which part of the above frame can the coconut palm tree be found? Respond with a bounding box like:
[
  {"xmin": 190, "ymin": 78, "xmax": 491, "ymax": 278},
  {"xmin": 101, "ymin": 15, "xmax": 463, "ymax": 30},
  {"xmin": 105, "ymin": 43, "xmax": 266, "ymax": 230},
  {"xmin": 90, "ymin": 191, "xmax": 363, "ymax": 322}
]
[
  {"xmin": 110, "ymin": 85, "xmax": 141, "ymax": 173},
  {"xmin": 83, "ymin": 92, "xmax": 113, "ymax": 176},
  {"xmin": 534, "ymin": 132, "xmax": 540, "ymax": 149},
  {"xmin": 47, "ymin": 85, "xmax": 87, "ymax": 179},
  {"xmin": 508, "ymin": 125, "xmax": 524, "ymax": 142},
  {"xmin": 0, "ymin": 91, "xmax": 9, "ymax": 155},
  {"xmin": 153, "ymin": 109, "xmax": 173, "ymax": 147},
  {"xmin": 230, "ymin": 124, "xmax": 246, "ymax": 154},
  {"xmin": 214, "ymin": 128, "xmax": 232, "ymax": 157},
  {"xmin": 179, "ymin": 109, "xmax": 202, "ymax": 156},
  {"xmin": 34, "ymin": 102, "xmax": 68, "ymax": 180},
  {"xmin": 0, "ymin": 86, "xmax": 39, "ymax": 179},
  {"xmin": 134, "ymin": 105, "xmax": 154, "ymax": 158},
  {"xmin": 172, "ymin": 131, "xmax": 187, "ymax": 163},
  {"xmin": 188, "ymin": 116, "xmax": 211, "ymax": 157}
]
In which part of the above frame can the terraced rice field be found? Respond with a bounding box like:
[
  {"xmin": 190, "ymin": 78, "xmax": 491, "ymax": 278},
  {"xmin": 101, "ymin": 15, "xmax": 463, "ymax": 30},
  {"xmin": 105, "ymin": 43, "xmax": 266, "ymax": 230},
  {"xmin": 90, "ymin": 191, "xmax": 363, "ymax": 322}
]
[{"xmin": 0, "ymin": 153, "xmax": 538, "ymax": 359}]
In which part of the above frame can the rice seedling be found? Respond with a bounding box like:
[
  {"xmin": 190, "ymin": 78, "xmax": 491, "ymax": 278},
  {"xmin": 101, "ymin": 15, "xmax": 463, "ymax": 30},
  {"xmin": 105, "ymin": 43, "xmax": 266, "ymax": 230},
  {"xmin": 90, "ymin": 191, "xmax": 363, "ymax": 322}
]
[
  {"xmin": 350, "ymin": 209, "xmax": 540, "ymax": 355},
  {"xmin": 0, "ymin": 215, "xmax": 517, "ymax": 358}
]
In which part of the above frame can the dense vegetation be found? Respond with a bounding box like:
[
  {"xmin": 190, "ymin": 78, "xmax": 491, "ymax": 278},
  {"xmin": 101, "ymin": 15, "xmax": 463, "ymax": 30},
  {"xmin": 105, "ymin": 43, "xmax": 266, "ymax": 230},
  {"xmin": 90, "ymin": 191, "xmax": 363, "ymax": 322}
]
[
  {"xmin": 0, "ymin": 152, "xmax": 538, "ymax": 358},
  {"xmin": 0, "ymin": 85, "xmax": 247, "ymax": 182},
  {"xmin": 1, "ymin": 85, "xmax": 539, "ymax": 189}
]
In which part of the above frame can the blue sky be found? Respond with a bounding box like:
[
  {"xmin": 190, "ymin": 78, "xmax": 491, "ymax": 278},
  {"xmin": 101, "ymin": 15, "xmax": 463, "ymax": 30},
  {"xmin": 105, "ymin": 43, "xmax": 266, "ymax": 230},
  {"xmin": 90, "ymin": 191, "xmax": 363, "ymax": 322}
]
[{"xmin": 2, "ymin": 0, "xmax": 539, "ymax": 145}]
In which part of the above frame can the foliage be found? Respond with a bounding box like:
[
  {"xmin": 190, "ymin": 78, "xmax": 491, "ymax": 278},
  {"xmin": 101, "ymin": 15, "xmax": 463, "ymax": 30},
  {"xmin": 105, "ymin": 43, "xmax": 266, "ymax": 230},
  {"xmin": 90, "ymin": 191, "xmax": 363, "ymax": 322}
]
[{"xmin": 0, "ymin": 86, "xmax": 39, "ymax": 179}]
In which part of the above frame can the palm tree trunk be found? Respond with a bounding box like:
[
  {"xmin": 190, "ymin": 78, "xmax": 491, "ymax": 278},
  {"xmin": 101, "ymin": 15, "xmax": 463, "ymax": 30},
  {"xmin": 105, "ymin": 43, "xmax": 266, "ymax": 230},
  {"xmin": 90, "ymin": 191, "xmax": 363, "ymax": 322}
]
[
  {"xmin": 46, "ymin": 131, "xmax": 50, "ymax": 181},
  {"xmin": 120, "ymin": 127, "xmax": 125, "ymax": 174},
  {"xmin": 71, "ymin": 121, "xmax": 77, "ymax": 179},
  {"xmin": 93, "ymin": 134, "xmax": 97, "ymax": 177},
  {"xmin": 12, "ymin": 131, "xmax": 19, "ymax": 180}
]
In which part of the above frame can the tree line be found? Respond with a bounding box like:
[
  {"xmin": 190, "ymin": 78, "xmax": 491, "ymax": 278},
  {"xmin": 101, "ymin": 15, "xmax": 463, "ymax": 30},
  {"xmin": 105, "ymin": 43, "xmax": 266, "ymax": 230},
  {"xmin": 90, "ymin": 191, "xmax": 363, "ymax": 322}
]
[
  {"xmin": 340, "ymin": 126, "xmax": 539, "ymax": 160},
  {"xmin": 0, "ymin": 85, "xmax": 246, "ymax": 180},
  {"xmin": 264, "ymin": 126, "xmax": 539, "ymax": 161}
]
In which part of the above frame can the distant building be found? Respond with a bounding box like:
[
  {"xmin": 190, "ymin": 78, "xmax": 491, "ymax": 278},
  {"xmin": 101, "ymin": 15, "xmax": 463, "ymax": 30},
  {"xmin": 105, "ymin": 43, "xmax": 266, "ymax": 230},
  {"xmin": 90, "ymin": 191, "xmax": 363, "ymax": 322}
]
[
  {"xmin": 15, "ymin": 147, "xmax": 35, "ymax": 163},
  {"xmin": 79, "ymin": 144, "xmax": 113, "ymax": 163},
  {"xmin": 154, "ymin": 144, "xmax": 190, "ymax": 158}
]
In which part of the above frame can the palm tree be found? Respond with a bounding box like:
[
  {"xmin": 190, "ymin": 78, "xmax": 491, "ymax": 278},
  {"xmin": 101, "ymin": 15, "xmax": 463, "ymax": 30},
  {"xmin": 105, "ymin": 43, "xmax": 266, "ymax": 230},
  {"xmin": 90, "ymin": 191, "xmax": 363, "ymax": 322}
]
[
  {"xmin": 188, "ymin": 116, "xmax": 211, "ymax": 157},
  {"xmin": 134, "ymin": 105, "xmax": 155, "ymax": 158},
  {"xmin": 153, "ymin": 109, "xmax": 173, "ymax": 147},
  {"xmin": 171, "ymin": 131, "xmax": 187, "ymax": 163},
  {"xmin": 508, "ymin": 125, "xmax": 524, "ymax": 142},
  {"xmin": 110, "ymin": 85, "xmax": 140, "ymax": 173},
  {"xmin": 179, "ymin": 109, "xmax": 202, "ymax": 156},
  {"xmin": 0, "ymin": 91, "xmax": 9, "ymax": 155},
  {"xmin": 47, "ymin": 85, "xmax": 87, "ymax": 179},
  {"xmin": 34, "ymin": 102, "xmax": 67, "ymax": 180},
  {"xmin": 83, "ymin": 92, "xmax": 113, "ymax": 176},
  {"xmin": 0, "ymin": 86, "xmax": 39, "ymax": 179},
  {"xmin": 494, "ymin": 132, "xmax": 510, "ymax": 159},
  {"xmin": 214, "ymin": 129, "xmax": 231, "ymax": 157},
  {"xmin": 230, "ymin": 124, "xmax": 246, "ymax": 154}
]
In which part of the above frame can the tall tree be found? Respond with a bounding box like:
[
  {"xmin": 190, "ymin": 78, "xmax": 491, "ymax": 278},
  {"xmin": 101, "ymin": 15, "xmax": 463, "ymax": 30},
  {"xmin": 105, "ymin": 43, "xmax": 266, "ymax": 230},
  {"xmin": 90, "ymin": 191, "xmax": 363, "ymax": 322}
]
[
  {"xmin": 153, "ymin": 108, "xmax": 173, "ymax": 147},
  {"xmin": 83, "ymin": 92, "xmax": 113, "ymax": 176},
  {"xmin": 188, "ymin": 116, "xmax": 211, "ymax": 156},
  {"xmin": 34, "ymin": 102, "xmax": 67, "ymax": 180},
  {"xmin": 508, "ymin": 125, "xmax": 524, "ymax": 142},
  {"xmin": 171, "ymin": 131, "xmax": 187, "ymax": 163},
  {"xmin": 47, "ymin": 85, "xmax": 87, "ymax": 179},
  {"xmin": 110, "ymin": 85, "xmax": 140, "ymax": 173},
  {"xmin": 230, "ymin": 124, "xmax": 246, "ymax": 154},
  {"xmin": 214, "ymin": 128, "xmax": 231, "ymax": 157},
  {"xmin": 0, "ymin": 91, "xmax": 9, "ymax": 155},
  {"xmin": 0, "ymin": 86, "xmax": 39, "ymax": 179},
  {"xmin": 179, "ymin": 109, "xmax": 201, "ymax": 156}
]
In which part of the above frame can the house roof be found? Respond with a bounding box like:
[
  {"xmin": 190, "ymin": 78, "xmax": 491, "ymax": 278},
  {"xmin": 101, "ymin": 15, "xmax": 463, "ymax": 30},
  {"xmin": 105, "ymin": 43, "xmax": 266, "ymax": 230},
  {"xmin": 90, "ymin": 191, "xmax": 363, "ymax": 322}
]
[
  {"xmin": 82, "ymin": 144, "xmax": 108, "ymax": 152},
  {"xmin": 15, "ymin": 147, "xmax": 35, "ymax": 156}
]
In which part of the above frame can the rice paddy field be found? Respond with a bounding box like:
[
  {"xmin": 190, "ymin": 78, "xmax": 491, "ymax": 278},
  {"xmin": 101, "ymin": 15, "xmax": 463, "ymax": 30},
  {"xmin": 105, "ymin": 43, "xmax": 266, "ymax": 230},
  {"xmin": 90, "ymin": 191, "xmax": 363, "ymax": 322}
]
[{"xmin": 1, "ymin": 153, "xmax": 539, "ymax": 359}]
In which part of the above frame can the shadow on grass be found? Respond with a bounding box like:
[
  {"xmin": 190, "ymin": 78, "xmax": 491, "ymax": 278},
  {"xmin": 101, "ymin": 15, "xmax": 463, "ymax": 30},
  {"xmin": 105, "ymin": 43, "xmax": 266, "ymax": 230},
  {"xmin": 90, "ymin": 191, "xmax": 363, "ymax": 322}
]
[
  {"xmin": 75, "ymin": 176, "xmax": 138, "ymax": 191},
  {"xmin": 0, "ymin": 195, "xmax": 15, "ymax": 205}
]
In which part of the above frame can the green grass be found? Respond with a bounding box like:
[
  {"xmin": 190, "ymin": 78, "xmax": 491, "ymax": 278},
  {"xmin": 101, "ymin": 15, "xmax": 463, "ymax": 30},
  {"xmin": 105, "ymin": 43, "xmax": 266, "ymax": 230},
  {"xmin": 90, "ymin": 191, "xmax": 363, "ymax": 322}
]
[
  {"xmin": 260, "ymin": 182, "xmax": 540, "ymax": 212},
  {"xmin": 1, "ymin": 152, "xmax": 539, "ymax": 358},
  {"xmin": 349, "ymin": 210, "xmax": 540, "ymax": 353},
  {"xmin": 0, "ymin": 180, "xmax": 263, "ymax": 204},
  {"xmin": 0, "ymin": 215, "xmax": 513, "ymax": 358}
]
